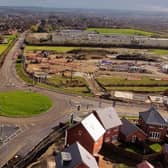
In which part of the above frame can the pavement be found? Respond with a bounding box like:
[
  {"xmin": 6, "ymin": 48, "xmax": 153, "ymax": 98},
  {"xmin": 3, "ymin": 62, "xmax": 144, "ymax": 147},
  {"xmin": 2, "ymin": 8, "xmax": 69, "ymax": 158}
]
[{"xmin": 0, "ymin": 33, "xmax": 168, "ymax": 167}]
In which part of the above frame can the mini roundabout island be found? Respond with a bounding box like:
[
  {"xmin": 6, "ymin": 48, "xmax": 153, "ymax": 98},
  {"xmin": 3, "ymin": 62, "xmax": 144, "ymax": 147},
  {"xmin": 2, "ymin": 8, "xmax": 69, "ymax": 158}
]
[{"xmin": 0, "ymin": 90, "xmax": 52, "ymax": 117}]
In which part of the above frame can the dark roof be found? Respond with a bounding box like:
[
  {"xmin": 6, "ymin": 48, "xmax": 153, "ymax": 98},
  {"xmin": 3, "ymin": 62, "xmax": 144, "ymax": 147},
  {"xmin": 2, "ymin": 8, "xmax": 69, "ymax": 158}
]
[
  {"xmin": 139, "ymin": 107, "xmax": 167, "ymax": 126},
  {"xmin": 93, "ymin": 107, "xmax": 122, "ymax": 130},
  {"xmin": 55, "ymin": 142, "xmax": 99, "ymax": 168},
  {"xmin": 163, "ymin": 144, "xmax": 168, "ymax": 153},
  {"xmin": 120, "ymin": 118, "xmax": 146, "ymax": 137}
]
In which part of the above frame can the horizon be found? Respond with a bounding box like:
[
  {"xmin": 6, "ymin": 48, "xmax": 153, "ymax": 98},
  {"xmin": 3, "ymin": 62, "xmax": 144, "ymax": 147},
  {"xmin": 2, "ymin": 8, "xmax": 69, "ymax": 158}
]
[
  {"xmin": 1, "ymin": 0, "xmax": 168, "ymax": 13},
  {"xmin": 1, "ymin": 6, "xmax": 168, "ymax": 15}
]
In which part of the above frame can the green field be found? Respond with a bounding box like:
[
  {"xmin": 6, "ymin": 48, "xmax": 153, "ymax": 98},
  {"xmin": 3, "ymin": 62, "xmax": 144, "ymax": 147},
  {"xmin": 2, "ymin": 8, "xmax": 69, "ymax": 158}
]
[
  {"xmin": 4, "ymin": 34, "xmax": 17, "ymax": 40},
  {"xmin": 150, "ymin": 49, "xmax": 168, "ymax": 55},
  {"xmin": 96, "ymin": 77, "xmax": 168, "ymax": 92},
  {"xmin": 0, "ymin": 35, "xmax": 16, "ymax": 55},
  {"xmin": 25, "ymin": 46, "xmax": 80, "ymax": 53},
  {"xmin": 0, "ymin": 45, "xmax": 8, "ymax": 55},
  {"xmin": 87, "ymin": 28, "xmax": 155, "ymax": 36},
  {"xmin": 0, "ymin": 91, "xmax": 52, "ymax": 117}
]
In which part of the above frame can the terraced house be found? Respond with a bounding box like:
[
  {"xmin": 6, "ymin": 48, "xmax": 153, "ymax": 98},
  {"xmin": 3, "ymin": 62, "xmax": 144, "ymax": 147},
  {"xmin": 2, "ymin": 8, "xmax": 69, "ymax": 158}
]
[{"xmin": 139, "ymin": 107, "xmax": 168, "ymax": 142}]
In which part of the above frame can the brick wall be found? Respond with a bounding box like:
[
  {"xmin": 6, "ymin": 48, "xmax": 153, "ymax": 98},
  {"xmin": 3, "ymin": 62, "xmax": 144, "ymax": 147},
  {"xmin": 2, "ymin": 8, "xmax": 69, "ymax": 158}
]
[
  {"xmin": 139, "ymin": 117, "xmax": 167, "ymax": 142},
  {"xmin": 66, "ymin": 123, "xmax": 103, "ymax": 154}
]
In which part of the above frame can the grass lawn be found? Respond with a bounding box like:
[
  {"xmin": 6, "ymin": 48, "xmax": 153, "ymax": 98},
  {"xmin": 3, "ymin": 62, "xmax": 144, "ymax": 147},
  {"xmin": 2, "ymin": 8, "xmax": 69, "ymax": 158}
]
[
  {"xmin": 150, "ymin": 49, "xmax": 168, "ymax": 55},
  {"xmin": 96, "ymin": 77, "xmax": 168, "ymax": 86},
  {"xmin": 87, "ymin": 28, "xmax": 155, "ymax": 36},
  {"xmin": 0, "ymin": 91, "xmax": 52, "ymax": 117},
  {"xmin": 149, "ymin": 143, "xmax": 162, "ymax": 153},
  {"xmin": 47, "ymin": 75, "xmax": 91, "ymax": 96},
  {"xmin": 124, "ymin": 144, "xmax": 142, "ymax": 154},
  {"xmin": 96, "ymin": 77, "xmax": 168, "ymax": 92},
  {"xmin": 38, "ymin": 83, "xmax": 92, "ymax": 97},
  {"xmin": 47, "ymin": 75, "xmax": 86, "ymax": 86},
  {"xmin": 25, "ymin": 46, "xmax": 80, "ymax": 53},
  {"xmin": 16, "ymin": 62, "xmax": 34, "ymax": 84}
]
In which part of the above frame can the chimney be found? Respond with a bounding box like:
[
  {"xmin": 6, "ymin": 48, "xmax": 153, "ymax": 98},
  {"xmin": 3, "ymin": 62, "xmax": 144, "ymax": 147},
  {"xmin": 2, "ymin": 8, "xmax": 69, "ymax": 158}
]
[{"xmin": 61, "ymin": 152, "xmax": 72, "ymax": 166}]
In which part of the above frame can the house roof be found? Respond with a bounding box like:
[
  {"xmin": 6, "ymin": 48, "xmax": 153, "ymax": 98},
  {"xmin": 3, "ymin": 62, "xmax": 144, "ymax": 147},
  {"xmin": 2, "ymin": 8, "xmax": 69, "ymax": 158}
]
[
  {"xmin": 137, "ymin": 160, "xmax": 154, "ymax": 168},
  {"xmin": 81, "ymin": 113, "xmax": 105, "ymax": 142},
  {"xmin": 163, "ymin": 144, "xmax": 168, "ymax": 153},
  {"xmin": 120, "ymin": 118, "xmax": 146, "ymax": 137},
  {"xmin": 139, "ymin": 107, "xmax": 167, "ymax": 126},
  {"xmin": 93, "ymin": 107, "xmax": 122, "ymax": 130},
  {"xmin": 55, "ymin": 142, "xmax": 99, "ymax": 168}
]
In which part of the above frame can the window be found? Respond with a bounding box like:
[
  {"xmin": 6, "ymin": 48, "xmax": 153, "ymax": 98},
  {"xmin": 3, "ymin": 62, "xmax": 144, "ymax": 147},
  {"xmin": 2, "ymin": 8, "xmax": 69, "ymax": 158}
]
[
  {"xmin": 149, "ymin": 132, "xmax": 160, "ymax": 140},
  {"xmin": 131, "ymin": 135, "xmax": 137, "ymax": 143}
]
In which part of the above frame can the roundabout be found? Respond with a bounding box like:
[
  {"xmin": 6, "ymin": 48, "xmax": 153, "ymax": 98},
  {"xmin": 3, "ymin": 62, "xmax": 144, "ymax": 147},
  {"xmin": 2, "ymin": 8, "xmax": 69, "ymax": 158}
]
[{"xmin": 0, "ymin": 90, "xmax": 52, "ymax": 117}]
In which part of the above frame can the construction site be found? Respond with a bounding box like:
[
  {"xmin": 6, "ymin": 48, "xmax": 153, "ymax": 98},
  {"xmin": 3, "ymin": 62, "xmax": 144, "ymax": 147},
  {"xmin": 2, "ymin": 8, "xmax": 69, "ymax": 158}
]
[{"xmin": 23, "ymin": 46, "xmax": 168, "ymax": 99}]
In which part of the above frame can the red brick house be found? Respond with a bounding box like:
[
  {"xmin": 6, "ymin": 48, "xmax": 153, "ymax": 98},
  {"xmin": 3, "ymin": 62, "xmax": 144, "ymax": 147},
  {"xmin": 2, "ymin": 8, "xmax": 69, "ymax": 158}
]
[
  {"xmin": 93, "ymin": 107, "xmax": 122, "ymax": 143},
  {"xmin": 139, "ymin": 107, "xmax": 168, "ymax": 142},
  {"xmin": 66, "ymin": 113, "xmax": 105, "ymax": 154},
  {"xmin": 136, "ymin": 160, "xmax": 154, "ymax": 168},
  {"xmin": 55, "ymin": 142, "xmax": 99, "ymax": 168},
  {"xmin": 119, "ymin": 118, "xmax": 147, "ymax": 143}
]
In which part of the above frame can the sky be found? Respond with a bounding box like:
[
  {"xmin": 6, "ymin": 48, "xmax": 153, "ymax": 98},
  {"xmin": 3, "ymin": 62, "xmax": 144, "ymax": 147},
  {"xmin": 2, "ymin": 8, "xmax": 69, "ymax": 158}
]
[{"xmin": 1, "ymin": 0, "xmax": 168, "ymax": 12}]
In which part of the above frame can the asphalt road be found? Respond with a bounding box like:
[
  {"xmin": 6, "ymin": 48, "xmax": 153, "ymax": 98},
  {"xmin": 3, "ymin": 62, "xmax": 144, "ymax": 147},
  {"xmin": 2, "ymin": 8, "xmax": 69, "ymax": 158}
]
[{"xmin": 0, "ymin": 33, "xmax": 167, "ymax": 167}]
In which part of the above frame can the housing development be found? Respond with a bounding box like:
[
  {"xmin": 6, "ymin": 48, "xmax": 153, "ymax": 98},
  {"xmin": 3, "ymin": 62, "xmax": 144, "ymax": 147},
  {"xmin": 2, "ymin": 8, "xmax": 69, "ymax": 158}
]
[{"xmin": 1, "ymin": 3, "xmax": 168, "ymax": 168}]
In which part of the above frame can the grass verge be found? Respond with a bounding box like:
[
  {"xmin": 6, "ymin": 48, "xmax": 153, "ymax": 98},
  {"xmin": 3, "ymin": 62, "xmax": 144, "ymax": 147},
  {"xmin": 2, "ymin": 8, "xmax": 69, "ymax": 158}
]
[{"xmin": 25, "ymin": 46, "xmax": 80, "ymax": 53}]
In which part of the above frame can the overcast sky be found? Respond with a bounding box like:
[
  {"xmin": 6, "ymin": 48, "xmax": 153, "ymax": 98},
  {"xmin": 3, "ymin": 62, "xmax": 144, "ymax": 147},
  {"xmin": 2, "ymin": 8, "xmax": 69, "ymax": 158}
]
[{"xmin": 1, "ymin": 0, "xmax": 168, "ymax": 12}]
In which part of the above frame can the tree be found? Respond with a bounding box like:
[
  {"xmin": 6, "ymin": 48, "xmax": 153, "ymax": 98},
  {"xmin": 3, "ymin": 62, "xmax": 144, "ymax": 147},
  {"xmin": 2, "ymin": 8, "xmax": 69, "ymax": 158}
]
[{"xmin": 30, "ymin": 25, "xmax": 38, "ymax": 32}]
